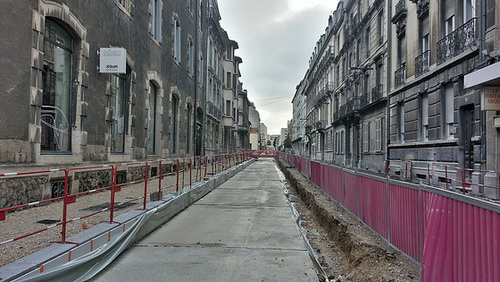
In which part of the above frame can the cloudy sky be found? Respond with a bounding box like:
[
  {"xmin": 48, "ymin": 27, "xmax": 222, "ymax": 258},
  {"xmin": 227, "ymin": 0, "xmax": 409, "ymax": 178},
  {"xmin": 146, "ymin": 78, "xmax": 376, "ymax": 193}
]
[{"xmin": 218, "ymin": 0, "xmax": 339, "ymax": 134}]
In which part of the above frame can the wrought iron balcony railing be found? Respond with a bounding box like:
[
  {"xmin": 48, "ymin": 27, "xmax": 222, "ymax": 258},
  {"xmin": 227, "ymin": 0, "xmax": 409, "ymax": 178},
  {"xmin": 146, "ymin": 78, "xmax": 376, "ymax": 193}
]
[
  {"xmin": 396, "ymin": 0, "xmax": 406, "ymax": 15},
  {"xmin": 437, "ymin": 18, "xmax": 477, "ymax": 65},
  {"xmin": 395, "ymin": 63, "xmax": 406, "ymax": 88},
  {"xmin": 360, "ymin": 92, "xmax": 370, "ymax": 108},
  {"xmin": 372, "ymin": 84, "xmax": 384, "ymax": 102},
  {"xmin": 415, "ymin": 50, "xmax": 430, "ymax": 77}
]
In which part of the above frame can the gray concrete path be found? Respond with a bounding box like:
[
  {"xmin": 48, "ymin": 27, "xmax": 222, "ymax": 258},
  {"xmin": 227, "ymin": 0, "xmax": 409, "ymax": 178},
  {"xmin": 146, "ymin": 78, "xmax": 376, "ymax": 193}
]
[{"xmin": 92, "ymin": 159, "xmax": 317, "ymax": 281}]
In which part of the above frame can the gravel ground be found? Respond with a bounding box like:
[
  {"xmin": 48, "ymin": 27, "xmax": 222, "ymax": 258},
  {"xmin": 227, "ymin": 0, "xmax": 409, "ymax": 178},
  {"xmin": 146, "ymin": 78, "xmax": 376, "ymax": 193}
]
[{"xmin": 0, "ymin": 169, "xmax": 205, "ymax": 267}]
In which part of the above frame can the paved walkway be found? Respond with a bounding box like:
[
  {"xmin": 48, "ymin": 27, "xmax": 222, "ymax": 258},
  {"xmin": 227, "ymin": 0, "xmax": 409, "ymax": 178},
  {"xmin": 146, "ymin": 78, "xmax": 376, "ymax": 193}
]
[{"xmin": 92, "ymin": 159, "xmax": 317, "ymax": 281}]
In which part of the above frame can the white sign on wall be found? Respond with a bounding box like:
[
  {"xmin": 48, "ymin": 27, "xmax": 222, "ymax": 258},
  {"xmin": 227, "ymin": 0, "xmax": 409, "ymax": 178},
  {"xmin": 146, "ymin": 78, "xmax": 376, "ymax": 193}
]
[{"xmin": 99, "ymin": 48, "xmax": 126, "ymax": 73}]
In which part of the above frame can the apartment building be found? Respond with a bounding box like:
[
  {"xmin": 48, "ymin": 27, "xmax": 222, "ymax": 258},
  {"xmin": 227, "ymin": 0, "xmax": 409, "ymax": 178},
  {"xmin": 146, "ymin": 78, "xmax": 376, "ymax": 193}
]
[
  {"xmin": 299, "ymin": 0, "xmax": 389, "ymax": 172},
  {"xmin": 294, "ymin": 0, "xmax": 500, "ymax": 182},
  {"xmin": 387, "ymin": 0, "xmax": 499, "ymax": 184},
  {"xmin": 0, "ymin": 0, "xmax": 258, "ymax": 165}
]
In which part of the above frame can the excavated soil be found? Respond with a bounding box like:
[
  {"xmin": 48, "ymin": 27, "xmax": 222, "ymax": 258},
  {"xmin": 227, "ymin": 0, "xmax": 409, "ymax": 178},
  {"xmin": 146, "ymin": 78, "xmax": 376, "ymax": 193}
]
[{"xmin": 276, "ymin": 158, "xmax": 421, "ymax": 282}]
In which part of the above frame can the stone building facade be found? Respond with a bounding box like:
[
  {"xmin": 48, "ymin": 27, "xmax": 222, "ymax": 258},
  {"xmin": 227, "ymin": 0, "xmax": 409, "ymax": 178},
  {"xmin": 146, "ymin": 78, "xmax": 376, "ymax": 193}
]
[
  {"xmin": 0, "ymin": 0, "xmax": 254, "ymax": 167},
  {"xmin": 293, "ymin": 0, "xmax": 500, "ymax": 186}
]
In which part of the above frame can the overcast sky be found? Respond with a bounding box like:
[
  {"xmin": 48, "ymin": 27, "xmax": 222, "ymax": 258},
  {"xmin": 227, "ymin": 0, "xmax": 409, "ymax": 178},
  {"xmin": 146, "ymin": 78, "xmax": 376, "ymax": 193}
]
[{"xmin": 217, "ymin": 0, "xmax": 338, "ymax": 135}]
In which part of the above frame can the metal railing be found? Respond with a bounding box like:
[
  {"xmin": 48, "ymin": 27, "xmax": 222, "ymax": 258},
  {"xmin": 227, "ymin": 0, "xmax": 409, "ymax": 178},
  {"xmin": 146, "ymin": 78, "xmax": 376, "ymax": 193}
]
[
  {"xmin": 0, "ymin": 153, "xmax": 250, "ymax": 252},
  {"xmin": 395, "ymin": 63, "xmax": 406, "ymax": 87},
  {"xmin": 437, "ymin": 18, "xmax": 477, "ymax": 65},
  {"xmin": 415, "ymin": 50, "xmax": 430, "ymax": 77}
]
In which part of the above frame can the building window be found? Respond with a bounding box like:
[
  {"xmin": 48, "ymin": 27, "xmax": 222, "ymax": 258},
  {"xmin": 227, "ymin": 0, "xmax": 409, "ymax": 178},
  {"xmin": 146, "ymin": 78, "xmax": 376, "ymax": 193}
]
[
  {"xmin": 445, "ymin": 15, "xmax": 455, "ymax": 35},
  {"xmin": 377, "ymin": 10, "xmax": 384, "ymax": 45},
  {"xmin": 110, "ymin": 72, "xmax": 129, "ymax": 153},
  {"xmin": 226, "ymin": 72, "xmax": 231, "ymax": 89},
  {"xmin": 186, "ymin": 104, "xmax": 192, "ymax": 154},
  {"xmin": 226, "ymin": 100, "xmax": 231, "ymax": 116},
  {"xmin": 399, "ymin": 103, "xmax": 405, "ymax": 143},
  {"xmin": 148, "ymin": 82, "xmax": 157, "ymax": 155},
  {"xmin": 464, "ymin": 0, "xmax": 475, "ymax": 22},
  {"xmin": 445, "ymin": 84, "xmax": 455, "ymax": 139},
  {"xmin": 42, "ymin": 19, "xmax": 73, "ymax": 153},
  {"xmin": 365, "ymin": 26, "xmax": 371, "ymax": 57},
  {"xmin": 173, "ymin": 17, "xmax": 182, "ymax": 62},
  {"xmin": 198, "ymin": 54, "xmax": 204, "ymax": 85},
  {"xmin": 363, "ymin": 122, "xmax": 370, "ymax": 153},
  {"xmin": 187, "ymin": 38, "xmax": 195, "ymax": 75},
  {"xmin": 421, "ymin": 94, "xmax": 429, "ymax": 141},
  {"xmin": 171, "ymin": 95, "xmax": 179, "ymax": 153},
  {"xmin": 375, "ymin": 118, "xmax": 383, "ymax": 152},
  {"xmin": 151, "ymin": 0, "xmax": 163, "ymax": 42}
]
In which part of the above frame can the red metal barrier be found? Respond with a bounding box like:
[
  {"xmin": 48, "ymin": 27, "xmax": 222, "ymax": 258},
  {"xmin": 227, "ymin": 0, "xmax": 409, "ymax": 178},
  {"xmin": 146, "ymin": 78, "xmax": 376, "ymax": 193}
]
[{"xmin": 0, "ymin": 153, "xmax": 247, "ymax": 252}]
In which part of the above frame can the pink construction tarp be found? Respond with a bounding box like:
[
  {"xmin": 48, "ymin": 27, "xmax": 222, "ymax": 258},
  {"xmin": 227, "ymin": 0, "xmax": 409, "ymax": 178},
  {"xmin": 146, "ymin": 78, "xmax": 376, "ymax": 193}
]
[
  {"xmin": 327, "ymin": 166, "xmax": 342, "ymax": 202},
  {"xmin": 343, "ymin": 171, "xmax": 357, "ymax": 215},
  {"xmin": 278, "ymin": 153, "xmax": 500, "ymax": 280},
  {"xmin": 389, "ymin": 183, "xmax": 420, "ymax": 261},
  {"xmin": 358, "ymin": 176, "xmax": 388, "ymax": 239},
  {"xmin": 421, "ymin": 191, "xmax": 500, "ymax": 281}
]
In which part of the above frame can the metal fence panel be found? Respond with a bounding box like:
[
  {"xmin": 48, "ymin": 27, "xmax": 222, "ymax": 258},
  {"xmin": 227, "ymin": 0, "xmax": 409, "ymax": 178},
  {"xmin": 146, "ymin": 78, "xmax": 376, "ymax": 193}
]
[
  {"xmin": 421, "ymin": 191, "xmax": 500, "ymax": 281},
  {"xmin": 343, "ymin": 171, "xmax": 357, "ymax": 215},
  {"xmin": 389, "ymin": 183, "xmax": 420, "ymax": 262},
  {"xmin": 358, "ymin": 176, "xmax": 388, "ymax": 239}
]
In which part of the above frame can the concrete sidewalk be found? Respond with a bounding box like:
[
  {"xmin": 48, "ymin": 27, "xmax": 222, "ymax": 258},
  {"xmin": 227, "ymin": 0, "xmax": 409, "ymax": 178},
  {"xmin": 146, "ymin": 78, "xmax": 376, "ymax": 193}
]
[{"xmin": 92, "ymin": 159, "xmax": 318, "ymax": 281}]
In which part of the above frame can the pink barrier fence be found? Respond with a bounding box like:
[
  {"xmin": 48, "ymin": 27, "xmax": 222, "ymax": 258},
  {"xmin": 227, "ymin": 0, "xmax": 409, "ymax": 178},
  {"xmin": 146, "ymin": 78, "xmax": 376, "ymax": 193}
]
[
  {"xmin": 358, "ymin": 176, "xmax": 388, "ymax": 239},
  {"xmin": 278, "ymin": 154, "xmax": 500, "ymax": 280},
  {"xmin": 342, "ymin": 171, "xmax": 357, "ymax": 215},
  {"xmin": 389, "ymin": 183, "xmax": 420, "ymax": 261},
  {"xmin": 421, "ymin": 191, "xmax": 500, "ymax": 281}
]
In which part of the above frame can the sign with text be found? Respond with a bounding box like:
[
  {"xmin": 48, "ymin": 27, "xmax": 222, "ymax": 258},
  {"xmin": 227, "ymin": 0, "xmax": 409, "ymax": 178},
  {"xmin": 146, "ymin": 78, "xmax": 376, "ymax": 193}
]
[
  {"xmin": 99, "ymin": 48, "xmax": 126, "ymax": 73},
  {"xmin": 483, "ymin": 87, "xmax": 500, "ymax": 110}
]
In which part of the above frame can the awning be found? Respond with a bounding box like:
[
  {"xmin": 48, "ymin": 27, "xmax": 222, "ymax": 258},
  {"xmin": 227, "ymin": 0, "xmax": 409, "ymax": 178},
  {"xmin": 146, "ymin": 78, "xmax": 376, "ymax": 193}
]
[{"xmin": 464, "ymin": 61, "xmax": 500, "ymax": 89}]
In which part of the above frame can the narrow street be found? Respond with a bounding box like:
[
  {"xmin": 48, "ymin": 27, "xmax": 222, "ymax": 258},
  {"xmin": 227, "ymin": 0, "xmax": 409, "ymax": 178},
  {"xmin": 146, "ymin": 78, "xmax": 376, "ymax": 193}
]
[{"xmin": 92, "ymin": 159, "xmax": 319, "ymax": 281}]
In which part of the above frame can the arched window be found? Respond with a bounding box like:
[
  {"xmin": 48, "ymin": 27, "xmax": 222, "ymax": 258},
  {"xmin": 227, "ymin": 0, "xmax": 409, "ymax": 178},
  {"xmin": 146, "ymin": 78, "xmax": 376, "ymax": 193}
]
[
  {"xmin": 148, "ymin": 82, "xmax": 158, "ymax": 155},
  {"xmin": 171, "ymin": 95, "xmax": 179, "ymax": 153},
  {"xmin": 41, "ymin": 19, "xmax": 73, "ymax": 153}
]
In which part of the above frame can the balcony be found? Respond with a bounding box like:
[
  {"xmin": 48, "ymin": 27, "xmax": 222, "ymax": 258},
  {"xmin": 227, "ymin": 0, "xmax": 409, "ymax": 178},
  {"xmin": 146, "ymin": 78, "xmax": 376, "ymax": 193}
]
[
  {"xmin": 395, "ymin": 63, "xmax": 406, "ymax": 88},
  {"xmin": 338, "ymin": 98, "xmax": 359, "ymax": 118},
  {"xmin": 372, "ymin": 84, "xmax": 384, "ymax": 102},
  {"xmin": 415, "ymin": 50, "xmax": 430, "ymax": 77},
  {"xmin": 315, "ymin": 120, "xmax": 327, "ymax": 130},
  {"xmin": 437, "ymin": 18, "xmax": 477, "ymax": 65},
  {"xmin": 396, "ymin": 0, "xmax": 406, "ymax": 16},
  {"xmin": 360, "ymin": 92, "xmax": 370, "ymax": 108}
]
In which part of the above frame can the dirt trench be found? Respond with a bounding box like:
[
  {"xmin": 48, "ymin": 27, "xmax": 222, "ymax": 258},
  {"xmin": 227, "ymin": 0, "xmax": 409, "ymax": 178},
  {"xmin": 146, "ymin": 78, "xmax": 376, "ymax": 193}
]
[{"xmin": 276, "ymin": 158, "xmax": 421, "ymax": 282}]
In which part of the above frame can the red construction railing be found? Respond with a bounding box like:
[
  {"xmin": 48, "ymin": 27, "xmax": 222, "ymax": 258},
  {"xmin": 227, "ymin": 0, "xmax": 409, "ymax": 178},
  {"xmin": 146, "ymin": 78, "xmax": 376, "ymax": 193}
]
[{"xmin": 0, "ymin": 154, "xmax": 249, "ymax": 254}]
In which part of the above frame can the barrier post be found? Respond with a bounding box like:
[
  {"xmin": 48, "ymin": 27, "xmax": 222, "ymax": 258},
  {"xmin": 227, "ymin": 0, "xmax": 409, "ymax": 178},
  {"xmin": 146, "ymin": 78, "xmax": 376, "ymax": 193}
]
[
  {"xmin": 109, "ymin": 165, "xmax": 118, "ymax": 223},
  {"xmin": 142, "ymin": 162, "xmax": 149, "ymax": 210},
  {"xmin": 158, "ymin": 160, "xmax": 163, "ymax": 197},
  {"xmin": 176, "ymin": 159, "xmax": 180, "ymax": 192},
  {"xmin": 182, "ymin": 159, "xmax": 186, "ymax": 189},
  {"xmin": 190, "ymin": 158, "xmax": 192, "ymax": 189},
  {"xmin": 59, "ymin": 169, "xmax": 77, "ymax": 244},
  {"xmin": 205, "ymin": 156, "xmax": 208, "ymax": 178}
]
